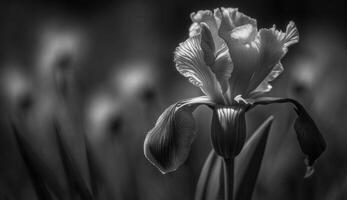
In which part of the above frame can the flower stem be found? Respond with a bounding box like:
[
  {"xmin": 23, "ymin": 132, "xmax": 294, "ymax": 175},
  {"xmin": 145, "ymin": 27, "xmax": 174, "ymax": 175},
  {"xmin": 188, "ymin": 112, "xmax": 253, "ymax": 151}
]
[{"xmin": 223, "ymin": 158, "xmax": 234, "ymax": 200}]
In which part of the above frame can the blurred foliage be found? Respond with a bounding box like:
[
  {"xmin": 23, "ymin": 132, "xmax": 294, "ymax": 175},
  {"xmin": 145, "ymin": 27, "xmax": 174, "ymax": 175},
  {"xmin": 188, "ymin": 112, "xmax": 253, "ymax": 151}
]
[{"xmin": 0, "ymin": 0, "xmax": 347, "ymax": 200}]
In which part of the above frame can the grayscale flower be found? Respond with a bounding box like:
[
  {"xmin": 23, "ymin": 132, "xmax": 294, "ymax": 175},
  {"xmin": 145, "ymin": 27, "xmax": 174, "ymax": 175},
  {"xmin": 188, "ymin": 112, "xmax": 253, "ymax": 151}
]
[{"xmin": 144, "ymin": 7, "xmax": 325, "ymax": 176}]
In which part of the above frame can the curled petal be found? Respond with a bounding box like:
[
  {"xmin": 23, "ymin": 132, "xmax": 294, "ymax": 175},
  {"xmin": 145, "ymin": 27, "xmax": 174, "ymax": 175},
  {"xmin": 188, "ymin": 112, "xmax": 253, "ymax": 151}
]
[
  {"xmin": 189, "ymin": 22, "xmax": 202, "ymax": 37},
  {"xmin": 174, "ymin": 35, "xmax": 225, "ymax": 103},
  {"xmin": 283, "ymin": 21, "xmax": 299, "ymax": 48},
  {"xmin": 144, "ymin": 96, "xmax": 215, "ymax": 174},
  {"xmin": 247, "ymin": 22, "xmax": 299, "ymax": 95},
  {"xmin": 248, "ymin": 63, "xmax": 284, "ymax": 98}
]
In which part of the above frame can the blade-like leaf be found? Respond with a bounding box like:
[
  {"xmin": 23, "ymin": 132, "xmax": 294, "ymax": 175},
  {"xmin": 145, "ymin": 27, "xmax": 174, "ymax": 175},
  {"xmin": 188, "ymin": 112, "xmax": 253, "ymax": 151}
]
[
  {"xmin": 85, "ymin": 140, "xmax": 103, "ymax": 197},
  {"xmin": 11, "ymin": 122, "xmax": 54, "ymax": 200},
  {"xmin": 53, "ymin": 120, "xmax": 94, "ymax": 200},
  {"xmin": 234, "ymin": 116, "xmax": 274, "ymax": 200},
  {"xmin": 10, "ymin": 121, "xmax": 64, "ymax": 200},
  {"xmin": 195, "ymin": 150, "xmax": 224, "ymax": 200}
]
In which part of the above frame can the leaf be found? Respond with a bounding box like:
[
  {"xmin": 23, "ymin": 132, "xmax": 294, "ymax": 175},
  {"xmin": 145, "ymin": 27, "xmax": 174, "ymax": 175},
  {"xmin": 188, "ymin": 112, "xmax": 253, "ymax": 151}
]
[
  {"xmin": 10, "ymin": 121, "xmax": 63, "ymax": 200},
  {"xmin": 85, "ymin": 140, "xmax": 102, "ymax": 197},
  {"xmin": 53, "ymin": 120, "xmax": 94, "ymax": 200},
  {"xmin": 234, "ymin": 116, "xmax": 274, "ymax": 200},
  {"xmin": 195, "ymin": 150, "xmax": 224, "ymax": 200}
]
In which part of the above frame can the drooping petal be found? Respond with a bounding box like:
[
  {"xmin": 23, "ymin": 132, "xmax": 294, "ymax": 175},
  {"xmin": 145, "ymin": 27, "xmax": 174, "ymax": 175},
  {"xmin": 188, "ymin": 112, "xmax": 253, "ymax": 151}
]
[
  {"xmin": 293, "ymin": 105, "xmax": 326, "ymax": 178},
  {"xmin": 144, "ymin": 96, "xmax": 215, "ymax": 174},
  {"xmin": 174, "ymin": 35, "xmax": 225, "ymax": 103},
  {"xmin": 247, "ymin": 97, "xmax": 326, "ymax": 177},
  {"xmin": 248, "ymin": 63, "xmax": 284, "ymax": 98},
  {"xmin": 246, "ymin": 22, "xmax": 299, "ymax": 95},
  {"xmin": 190, "ymin": 9, "xmax": 224, "ymax": 50}
]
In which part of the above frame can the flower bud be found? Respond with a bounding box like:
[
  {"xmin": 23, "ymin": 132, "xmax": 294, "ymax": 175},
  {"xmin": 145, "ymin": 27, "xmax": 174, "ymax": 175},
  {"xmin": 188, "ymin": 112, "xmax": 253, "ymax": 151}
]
[{"xmin": 211, "ymin": 105, "xmax": 246, "ymax": 158}]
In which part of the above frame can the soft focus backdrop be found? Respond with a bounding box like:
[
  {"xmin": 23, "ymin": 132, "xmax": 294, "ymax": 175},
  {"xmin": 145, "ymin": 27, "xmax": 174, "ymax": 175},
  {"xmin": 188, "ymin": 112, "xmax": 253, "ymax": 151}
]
[{"xmin": 1, "ymin": 0, "xmax": 347, "ymax": 199}]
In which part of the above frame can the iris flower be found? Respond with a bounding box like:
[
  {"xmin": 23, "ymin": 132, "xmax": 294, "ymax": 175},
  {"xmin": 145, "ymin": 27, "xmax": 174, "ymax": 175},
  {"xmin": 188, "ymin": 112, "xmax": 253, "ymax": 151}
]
[{"xmin": 144, "ymin": 8, "xmax": 326, "ymax": 176}]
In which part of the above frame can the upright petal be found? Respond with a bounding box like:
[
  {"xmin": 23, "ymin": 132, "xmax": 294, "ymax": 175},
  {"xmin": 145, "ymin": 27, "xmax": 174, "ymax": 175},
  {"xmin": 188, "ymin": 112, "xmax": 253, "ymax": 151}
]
[
  {"xmin": 219, "ymin": 20, "xmax": 260, "ymax": 97},
  {"xmin": 200, "ymin": 24, "xmax": 233, "ymax": 94},
  {"xmin": 246, "ymin": 22, "xmax": 299, "ymax": 95},
  {"xmin": 144, "ymin": 96, "xmax": 215, "ymax": 174},
  {"xmin": 190, "ymin": 9, "xmax": 224, "ymax": 50},
  {"xmin": 174, "ymin": 35, "xmax": 225, "ymax": 104},
  {"xmin": 211, "ymin": 45, "xmax": 233, "ymax": 93}
]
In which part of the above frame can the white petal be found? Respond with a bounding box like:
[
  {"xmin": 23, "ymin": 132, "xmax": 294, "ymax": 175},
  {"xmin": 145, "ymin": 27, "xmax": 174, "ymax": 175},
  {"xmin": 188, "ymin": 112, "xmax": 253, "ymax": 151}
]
[
  {"xmin": 218, "ymin": 8, "xmax": 260, "ymax": 97},
  {"xmin": 189, "ymin": 22, "xmax": 201, "ymax": 37},
  {"xmin": 230, "ymin": 24, "xmax": 256, "ymax": 43},
  {"xmin": 246, "ymin": 22, "xmax": 299, "ymax": 95},
  {"xmin": 218, "ymin": 7, "xmax": 257, "ymax": 40},
  {"xmin": 174, "ymin": 36, "xmax": 225, "ymax": 103},
  {"xmin": 190, "ymin": 9, "xmax": 224, "ymax": 50}
]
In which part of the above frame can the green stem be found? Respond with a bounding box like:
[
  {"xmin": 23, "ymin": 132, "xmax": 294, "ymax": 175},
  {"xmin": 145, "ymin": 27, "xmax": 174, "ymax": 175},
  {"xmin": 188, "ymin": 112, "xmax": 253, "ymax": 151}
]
[{"xmin": 223, "ymin": 158, "xmax": 234, "ymax": 200}]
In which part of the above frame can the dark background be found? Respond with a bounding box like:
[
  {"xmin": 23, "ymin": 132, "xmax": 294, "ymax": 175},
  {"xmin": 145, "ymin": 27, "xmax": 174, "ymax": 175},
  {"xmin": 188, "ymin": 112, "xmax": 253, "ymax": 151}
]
[{"xmin": 1, "ymin": 0, "xmax": 347, "ymax": 200}]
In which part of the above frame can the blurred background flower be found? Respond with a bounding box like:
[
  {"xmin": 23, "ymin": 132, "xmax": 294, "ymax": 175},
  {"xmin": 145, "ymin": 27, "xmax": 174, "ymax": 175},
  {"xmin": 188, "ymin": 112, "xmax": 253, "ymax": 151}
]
[{"xmin": 0, "ymin": 0, "xmax": 347, "ymax": 199}]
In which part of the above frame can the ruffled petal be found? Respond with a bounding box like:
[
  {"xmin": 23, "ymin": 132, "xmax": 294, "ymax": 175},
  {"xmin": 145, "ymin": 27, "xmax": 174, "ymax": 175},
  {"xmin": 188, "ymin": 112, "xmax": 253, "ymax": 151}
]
[
  {"xmin": 174, "ymin": 35, "xmax": 225, "ymax": 103},
  {"xmin": 190, "ymin": 9, "xmax": 224, "ymax": 50},
  {"xmin": 218, "ymin": 7, "xmax": 257, "ymax": 40},
  {"xmin": 246, "ymin": 21, "xmax": 299, "ymax": 95},
  {"xmin": 144, "ymin": 96, "xmax": 215, "ymax": 174},
  {"xmin": 248, "ymin": 63, "xmax": 284, "ymax": 98}
]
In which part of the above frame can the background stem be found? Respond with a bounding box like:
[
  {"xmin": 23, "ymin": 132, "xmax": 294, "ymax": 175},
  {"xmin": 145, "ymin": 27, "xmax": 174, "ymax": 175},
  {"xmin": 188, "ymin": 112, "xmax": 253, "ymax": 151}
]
[{"xmin": 223, "ymin": 158, "xmax": 234, "ymax": 200}]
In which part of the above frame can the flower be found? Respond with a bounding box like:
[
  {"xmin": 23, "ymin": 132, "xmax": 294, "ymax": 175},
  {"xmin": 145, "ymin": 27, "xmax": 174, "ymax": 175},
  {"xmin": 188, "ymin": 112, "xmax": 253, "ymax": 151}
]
[{"xmin": 144, "ymin": 7, "xmax": 326, "ymax": 176}]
